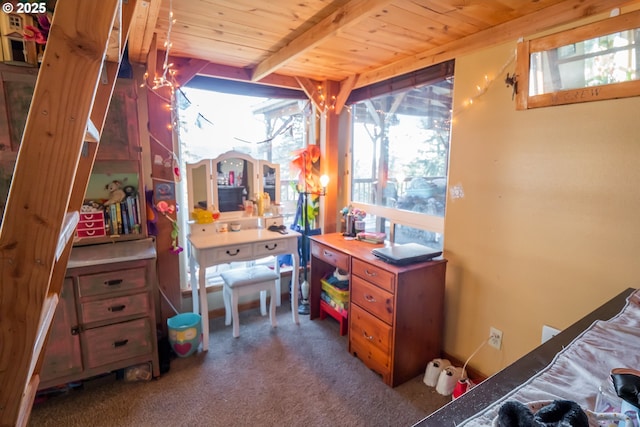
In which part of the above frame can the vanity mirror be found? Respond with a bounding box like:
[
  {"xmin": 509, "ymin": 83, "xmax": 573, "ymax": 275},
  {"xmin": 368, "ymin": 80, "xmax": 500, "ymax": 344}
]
[
  {"xmin": 186, "ymin": 150, "xmax": 281, "ymax": 217},
  {"xmin": 260, "ymin": 160, "xmax": 280, "ymax": 206}
]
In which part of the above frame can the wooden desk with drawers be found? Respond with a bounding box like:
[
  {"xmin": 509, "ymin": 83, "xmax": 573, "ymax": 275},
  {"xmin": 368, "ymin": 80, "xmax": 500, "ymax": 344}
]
[{"xmin": 309, "ymin": 233, "xmax": 447, "ymax": 387}]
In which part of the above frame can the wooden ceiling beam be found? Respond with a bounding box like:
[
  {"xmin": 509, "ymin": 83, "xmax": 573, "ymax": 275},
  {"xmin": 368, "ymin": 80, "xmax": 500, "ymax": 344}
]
[
  {"xmin": 334, "ymin": 74, "xmax": 358, "ymax": 115},
  {"xmin": 199, "ymin": 63, "xmax": 302, "ymax": 90},
  {"xmin": 295, "ymin": 77, "xmax": 324, "ymax": 111},
  {"xmin": 146, "ymin": 33, "xmax": 158, "ymax": 86},
  {"xmin": 356, "ymin": 0, "xmax": 637, "ymax": 88},
  {"xmin": 170, "ymin": 56, "xmax": 209, "ymax": 87},
  {"xmin": 251, "ymin": 0, "xmax": 394, "ymax": 82},
  {"xmin": 128, "ymin": 0, "xmax": 161, "ymax": 63}
]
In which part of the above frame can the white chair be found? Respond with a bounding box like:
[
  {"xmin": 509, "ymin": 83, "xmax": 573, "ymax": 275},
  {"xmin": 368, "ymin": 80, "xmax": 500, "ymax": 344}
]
[{"xmin": 220, "ymin": 265, "xmax": 279, "ymax": 338}]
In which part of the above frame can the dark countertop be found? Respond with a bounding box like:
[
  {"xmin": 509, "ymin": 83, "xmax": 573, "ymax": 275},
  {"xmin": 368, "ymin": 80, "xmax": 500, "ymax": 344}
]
[{"xmin": 413, "ymin": 287, "xmax": 636, "ymax": 427}]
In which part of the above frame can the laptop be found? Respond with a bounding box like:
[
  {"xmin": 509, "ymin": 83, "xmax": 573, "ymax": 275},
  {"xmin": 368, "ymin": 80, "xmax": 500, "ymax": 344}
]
[{"xmin": 372, "ymin": 243, "xmax": 442, "ymax": 265}]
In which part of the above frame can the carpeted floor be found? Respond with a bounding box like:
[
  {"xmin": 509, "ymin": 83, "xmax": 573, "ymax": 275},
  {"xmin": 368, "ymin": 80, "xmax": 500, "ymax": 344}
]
[{"xmin": 29, "ymin": 304, "xmax": 451, "ymax": 427}]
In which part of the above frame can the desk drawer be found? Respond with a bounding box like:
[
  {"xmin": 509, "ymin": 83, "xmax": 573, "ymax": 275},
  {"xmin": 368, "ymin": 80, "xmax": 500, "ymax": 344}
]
[
  {"xmin": 253, "ymin": 238, "xmax": 292, "ymax": 258},
  {"xmin": 78, "ymin": 268, "xmax": 146, "ymax": 298},
  {"xmin": 350, "ymin": 305, "xmax": 391, "ymax": 375},
  {"xmin": 350, "ymin": 304, "xmax": 391, "ymax": 356},
  {"xmin": 83, "ymin": 318, "xmax": 153, "ymax": 368},
  {"xmin": 311, "ymin": 242, "xmax": 349, "ymax": 271},
  {"xmin": 351, "ymin": 275, "xmax": 394, "ymax": 325},
  {"xmin": 352, "ymin": 259, "xmax": 395, "ymax": 293},
  {"xmin": 213, "ymin": 244, "xmax": 253, "ymax": 261},
  {"xmin": 80, "ymin": 292, "xmax": 150, "ymax": 324}
]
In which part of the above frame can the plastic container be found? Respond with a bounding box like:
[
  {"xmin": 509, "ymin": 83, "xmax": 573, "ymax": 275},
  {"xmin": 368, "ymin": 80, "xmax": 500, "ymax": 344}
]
[
  {"xmin": 321, "ymin": 279, "xmax": 349, "ymax": 304},
  {"xmin": 167, "ymin": 312, "xmax": 202, "ymax": 358}
]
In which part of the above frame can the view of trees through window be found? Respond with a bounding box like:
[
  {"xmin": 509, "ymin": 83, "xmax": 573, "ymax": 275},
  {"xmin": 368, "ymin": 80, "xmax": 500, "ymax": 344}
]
[
  {"xmin": 350, "ymin": 78, "xmax": 453, "ymax": 248},
  {"xmin": 529, "ymin": 28, "xmax": 639, "ymax": 95},
  {"xmin": 177, "ymin": 88, "xmax": 308, "ymax": 209}
]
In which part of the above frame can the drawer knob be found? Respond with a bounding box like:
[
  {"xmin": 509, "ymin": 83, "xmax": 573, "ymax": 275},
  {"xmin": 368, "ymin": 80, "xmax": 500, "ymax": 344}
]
[
  {"xmin": 364, "ymin": 269, "xmax": 377, "ymax": 277},
  {"xmin": 226, "ymin": 249, "xmax": 240, "ymax": 256},
  {"xmin": 363, "ymin": 331, "xmax": 374, "ymax": 341},
  {"xmin": 323, "ymin": 250, "xmax": 333, "ymax": 258},
  {"xmin": 108, "ymin": 304, "xmax": 126, "ymax": 312},
  {"xmin": 104, "ymin": 279, "xmax": 123, "ymax": 286},
  {"xmin": 113, "ymin": 339, "xmax": 129, "ymax": 348},
  {"xmin": 265, "ymin": 243, "xmax": 278, "ymax": 251},
  {"xmin": 364, "ymin": 294, "xmax": 377, "ymax": 303}
]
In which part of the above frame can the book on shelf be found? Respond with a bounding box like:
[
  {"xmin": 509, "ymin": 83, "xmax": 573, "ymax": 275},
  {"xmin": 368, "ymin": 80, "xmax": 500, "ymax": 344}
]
[{"xmin": 104, "ymin": 194, "xmax": 142, "ymax": 236}]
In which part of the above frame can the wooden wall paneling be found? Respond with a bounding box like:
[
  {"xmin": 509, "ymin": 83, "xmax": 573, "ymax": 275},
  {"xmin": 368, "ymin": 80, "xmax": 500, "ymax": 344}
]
[{"xmin": 0, "ymin": 67, "xmax": 38, "ymax": 152}]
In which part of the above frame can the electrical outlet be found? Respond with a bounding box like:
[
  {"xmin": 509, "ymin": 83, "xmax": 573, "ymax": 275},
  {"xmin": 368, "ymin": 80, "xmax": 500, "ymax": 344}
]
[
  {"xmin": 489, "ymin": 327, "xmax": 503, "ymax": 350},
  {"xmin": 541, "ymin": 325, "xmax": 561, "ymax": 344}
]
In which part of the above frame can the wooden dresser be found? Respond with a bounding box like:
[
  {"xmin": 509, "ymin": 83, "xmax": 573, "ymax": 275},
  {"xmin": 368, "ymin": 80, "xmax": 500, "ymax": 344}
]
[
  {"xmin": 309, "ymin": 233, "xmax": 447, "ymax": 387},
  {"xmin": 39, "ymin": 238, "xmax": 160, "ymax": 390}
]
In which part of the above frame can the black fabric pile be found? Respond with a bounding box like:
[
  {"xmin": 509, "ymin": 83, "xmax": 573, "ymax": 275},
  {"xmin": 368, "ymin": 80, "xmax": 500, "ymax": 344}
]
[{"xmin": 496, "ymin": 400, "xmax": 589, "ymax": 427}]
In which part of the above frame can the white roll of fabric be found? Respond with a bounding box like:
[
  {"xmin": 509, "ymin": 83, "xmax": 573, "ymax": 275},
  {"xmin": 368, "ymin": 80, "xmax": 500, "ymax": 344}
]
[
  {"xmin": 423, "ymin": 358, "xmax": 451, "ymax": 387},
  {"xmin": 436, "ymin": 366, "xmax": 464, "ymax": 396}
]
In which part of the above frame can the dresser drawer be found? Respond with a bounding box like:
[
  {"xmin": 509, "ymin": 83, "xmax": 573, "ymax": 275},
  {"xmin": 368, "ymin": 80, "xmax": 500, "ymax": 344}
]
[
  {"xmin": 311, "ymin": 242, "xmax": 349, "ymax": 271},
  {"xmin": 253, "ymin": 238, "xmax": 292, "ymax": 258},
  {"xmin": 80, "ymin": 292, "xmax": 150, "ymax": 324},
  {"xmin": 213, "ymin": 244, "xmax": 253, "ymax": 261},
  {"xmin": 78, "ymin": 268, "xmax": 147, "ymax": 298},
  {"xmin": 83, "ymin": 318, "xmax": 153, "ymax": 369},
  {"xmin": 352, "ymin": 259, "xmax": 395, "ymax": 293},
  {"xmin": 76, "ymin": 227, "xmax": 106, "ymax": 238},
  {"xmin": 78, "ymin": 218, "xmax": 104, "ymax": 230},
  {"xmin": 351, "ymin": 275, "xmax": 394, "ymax": 325},
  {"xmin": 350, "ymin": 305, "xmax": 391, "ymax": 376},
  {"xmin": 79, "ymin": 212, "xmax": 104, "ymax": 222}
]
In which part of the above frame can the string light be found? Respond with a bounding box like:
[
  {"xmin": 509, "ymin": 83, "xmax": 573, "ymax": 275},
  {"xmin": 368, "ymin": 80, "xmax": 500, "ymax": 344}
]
[
  {"xmin": 455, "ymin": 50, "xmax": 516, "ymax": 116},
  {"xmin": 152, "ymin": 0, "xmax": 177, "ymax": 91}
]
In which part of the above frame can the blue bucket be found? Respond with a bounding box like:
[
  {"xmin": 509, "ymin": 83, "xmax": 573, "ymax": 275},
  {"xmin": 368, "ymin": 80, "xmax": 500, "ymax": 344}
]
[{"xmin": 167, "ymin": 312, "xmax": 202, "ymax": 358}]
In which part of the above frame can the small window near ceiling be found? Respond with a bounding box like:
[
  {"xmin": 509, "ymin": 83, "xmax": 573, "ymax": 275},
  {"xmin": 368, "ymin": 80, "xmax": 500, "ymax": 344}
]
[{"xmin": 516, "ymin": 10, "xmax": 640, "ymax": 109}]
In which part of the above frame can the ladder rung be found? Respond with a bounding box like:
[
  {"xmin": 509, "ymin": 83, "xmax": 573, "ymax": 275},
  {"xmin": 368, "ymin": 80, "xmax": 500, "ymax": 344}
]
[
  {"xmin": 16, "ymin": 374, "xmax": 38, "ymax": 427},
  {"xmin": 56, "ymin": 212, "xmax": 80, "ymax": 262},
  {"xmin": 85, "ymin": 118, "xmax": 100, "ymax": 143},
  {"xmin": 30, "ymin": 294, "xmax": 60, "ymax": 383},
  {"xmin": 106, "ymin": 1, "xmax": 122, "ymax": 61}
]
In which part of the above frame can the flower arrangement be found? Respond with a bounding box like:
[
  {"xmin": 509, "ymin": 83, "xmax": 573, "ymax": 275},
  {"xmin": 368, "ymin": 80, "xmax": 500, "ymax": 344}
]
[
  {"xmin": 341, "ymin": 205, "xmax": 366, "ymax": 220},
  {"xmin": 290, "ymin": 145, "xmax": 322, "ymax": 226}
]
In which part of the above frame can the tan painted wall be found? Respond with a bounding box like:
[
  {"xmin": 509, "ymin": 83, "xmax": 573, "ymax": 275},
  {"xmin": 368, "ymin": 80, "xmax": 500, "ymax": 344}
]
[{"xmin": 444, "ymin": 42, "xmax": 640, "ymax": 376}]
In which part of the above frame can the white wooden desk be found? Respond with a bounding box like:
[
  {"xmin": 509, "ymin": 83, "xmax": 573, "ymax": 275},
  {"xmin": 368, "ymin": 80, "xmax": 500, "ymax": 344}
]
[{"xmin": 188, "ymin": 226, "xmax": 301, "ymax": 351}]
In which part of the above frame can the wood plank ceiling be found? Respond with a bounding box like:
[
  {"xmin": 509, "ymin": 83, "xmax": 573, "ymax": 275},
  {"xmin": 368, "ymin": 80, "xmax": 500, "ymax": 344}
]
[{"xmin": 127, "ymin": 0, "xmax": 638, "ymax": 91}]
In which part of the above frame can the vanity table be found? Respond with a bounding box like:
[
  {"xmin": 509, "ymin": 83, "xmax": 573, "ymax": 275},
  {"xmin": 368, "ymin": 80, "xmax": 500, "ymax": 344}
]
[
  {"xmin": 186, "ymin": 151, "xmax": 299, "ymax": 351},
  {"xmin": 188, "ymin": 225, "xmax": 300, "ymax": 351}
]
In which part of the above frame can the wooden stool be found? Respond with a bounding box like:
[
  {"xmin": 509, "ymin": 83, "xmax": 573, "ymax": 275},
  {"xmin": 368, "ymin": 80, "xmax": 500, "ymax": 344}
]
[
  {"xmin": 221, "ymin": 266, "xmax": 279, "ymax": 338},
  {"xmin": 319, "ymin": 300, "xmax": 348, "ymax": 336}
]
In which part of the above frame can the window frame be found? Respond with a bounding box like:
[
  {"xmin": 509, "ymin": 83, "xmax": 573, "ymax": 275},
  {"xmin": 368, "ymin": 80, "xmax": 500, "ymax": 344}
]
[
  {"xmin": 516, "ymin": 9, "xmax": 640, "ymax": 110},
  {"xmin": 346, "ymin": 62, "xmax": 454, "ymax": 242}
]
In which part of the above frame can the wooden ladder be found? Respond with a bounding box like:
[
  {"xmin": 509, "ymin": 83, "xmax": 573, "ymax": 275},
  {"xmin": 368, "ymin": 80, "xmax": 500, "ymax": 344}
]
[{"xmin": 0, "ymin": 1, "xmax": 137, "ymax": 425}]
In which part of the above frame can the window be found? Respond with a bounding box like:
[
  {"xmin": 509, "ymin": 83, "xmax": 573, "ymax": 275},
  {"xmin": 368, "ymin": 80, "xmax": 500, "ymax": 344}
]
[
  {"xmin": 8, "ymin": 15, "xmax": 22, "ymax": 30},
  {"xmin": 516, "ymin": 10, "xmax": 640, "ymax": 109},
  {"xmin": 348, "ymin": 61, "xmax": 454, "ymax": 249},
  {"xmin": 176, "ymin": 84, "xmax": 310, "ymax": 289}
]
